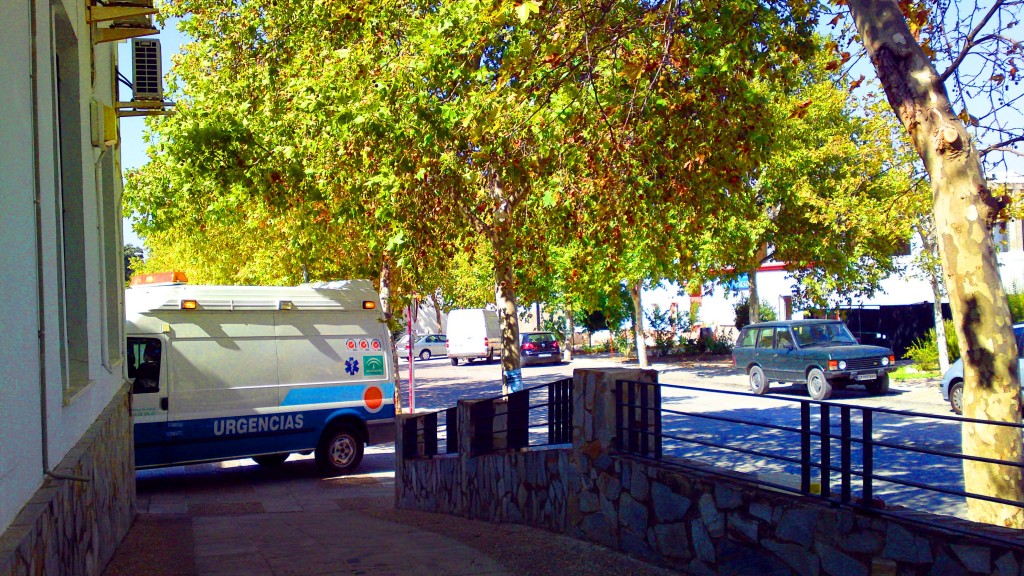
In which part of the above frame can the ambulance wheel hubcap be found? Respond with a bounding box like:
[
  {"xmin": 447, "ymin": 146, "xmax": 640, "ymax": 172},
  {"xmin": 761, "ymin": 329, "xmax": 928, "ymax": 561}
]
[{"xmin": 330, "ymin": 435, "xmax": 355, "ymax": 466}]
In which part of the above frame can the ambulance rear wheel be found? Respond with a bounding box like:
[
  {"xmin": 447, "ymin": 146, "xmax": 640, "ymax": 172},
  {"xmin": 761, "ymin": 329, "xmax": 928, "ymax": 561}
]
[
  {"xmin": 451, "ymin": 358, "xmax": 459, "ymax": 366},
  {"xmin": 253, "ymin": 453, "xmax": 289, "ymax": 467},
  {"xmin": 316, "ymin": 425, "xmax": 363, "ymax": 476}
]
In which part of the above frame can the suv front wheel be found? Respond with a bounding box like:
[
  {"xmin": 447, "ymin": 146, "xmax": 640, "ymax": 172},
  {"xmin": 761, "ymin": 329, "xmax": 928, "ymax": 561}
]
[
  {"xmin": 806, "ymin": 368, "xmax": 832, "ymax": 401},
  {"xmin": 866, "ymin": 373, "xmax": 890, "ymax": 396}
]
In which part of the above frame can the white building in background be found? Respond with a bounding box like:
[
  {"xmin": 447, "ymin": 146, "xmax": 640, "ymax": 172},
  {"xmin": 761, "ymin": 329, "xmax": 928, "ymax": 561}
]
[{"xmin": 1, "ymin": 1, "xmax": 159, "ymax": 573}]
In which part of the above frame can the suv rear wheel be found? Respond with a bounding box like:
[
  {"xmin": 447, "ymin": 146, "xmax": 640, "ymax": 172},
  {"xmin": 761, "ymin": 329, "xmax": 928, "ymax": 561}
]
[{"xmin": 748, "ymin": 366, "xmax": 769, "ymax": 395}]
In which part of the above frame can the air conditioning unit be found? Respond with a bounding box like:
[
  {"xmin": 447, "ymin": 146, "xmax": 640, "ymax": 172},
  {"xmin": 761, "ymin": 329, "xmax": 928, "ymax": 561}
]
[{"xmin": 132, "ymin": 38, "xmax": 162, "ymax": 101}]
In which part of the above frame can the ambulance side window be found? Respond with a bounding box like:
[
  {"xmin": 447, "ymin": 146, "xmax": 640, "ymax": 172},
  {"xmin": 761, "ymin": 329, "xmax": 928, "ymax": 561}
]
[{"xmin": 128, "ymin": 337, "xmax": 162, "ymax": 394}]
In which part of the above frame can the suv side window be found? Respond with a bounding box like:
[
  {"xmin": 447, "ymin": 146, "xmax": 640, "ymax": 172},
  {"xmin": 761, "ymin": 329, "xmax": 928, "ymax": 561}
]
[
  {"xmin": 776, "ymin": 329, "xmax": 794, "ymax": 349},
  {"xmin": 738, "ymin": 328, "xmax": 757, "ymax": 348},
  {"xmin": 755, "ymin": 328, "xmax": 775, "ymax": 349}
]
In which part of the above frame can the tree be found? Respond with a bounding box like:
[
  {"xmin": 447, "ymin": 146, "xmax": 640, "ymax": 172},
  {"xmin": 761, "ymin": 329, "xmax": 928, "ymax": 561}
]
[
  {"xmin": 131, "ymin": 0, "xmax": 818, "ymax": 384},
  {"xmin": 706, "ymin": 44, "xmax": 915, "ymax": 324},
  {"xmin": 123, "ymin": 244, "xmax": 144, "ymax": 283},
  {"xmin": 845, "ymin": 0, "xmax": 1023, "ymax": 527}
]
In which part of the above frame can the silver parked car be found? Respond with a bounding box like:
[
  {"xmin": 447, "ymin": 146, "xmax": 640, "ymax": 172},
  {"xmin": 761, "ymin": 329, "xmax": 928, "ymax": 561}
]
[
  {"xmin": 940, "ymin": 323, "xmax": 1024, "ymax": 414},
  {"xmin": 397, "ymin": 334, "xmax": 448, "ymax": 361}
]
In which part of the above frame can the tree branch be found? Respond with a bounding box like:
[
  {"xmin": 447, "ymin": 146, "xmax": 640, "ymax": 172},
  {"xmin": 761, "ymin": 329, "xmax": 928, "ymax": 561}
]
[{"xmin": 938, "ymin": 0, "xmax": 1005, "ymax": 83}]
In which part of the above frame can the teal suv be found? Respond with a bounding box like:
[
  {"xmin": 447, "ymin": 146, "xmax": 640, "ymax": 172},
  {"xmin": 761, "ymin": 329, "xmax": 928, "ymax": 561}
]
[{"xmin": 732, "ymin": 319, "xmax": 896, "ymax": 401}]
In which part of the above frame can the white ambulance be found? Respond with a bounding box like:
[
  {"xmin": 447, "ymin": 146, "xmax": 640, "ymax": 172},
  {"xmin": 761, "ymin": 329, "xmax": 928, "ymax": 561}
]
[{"xmin": 125, "ymin": 276, "xmax": 395, "ymax": 475}]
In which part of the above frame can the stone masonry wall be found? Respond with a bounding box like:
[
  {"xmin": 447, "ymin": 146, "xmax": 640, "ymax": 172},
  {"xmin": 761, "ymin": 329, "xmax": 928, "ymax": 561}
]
[
  {"xmin": 397, "ymin": 369, "xmax": 1024, "ymax": 575},
  {"xmin": 0, "ymin": 386, "xmax": 135, "ymax": 576},
  {"xmin": 396, "ymin": 399, "xmax": 570, "ymax": 532}
]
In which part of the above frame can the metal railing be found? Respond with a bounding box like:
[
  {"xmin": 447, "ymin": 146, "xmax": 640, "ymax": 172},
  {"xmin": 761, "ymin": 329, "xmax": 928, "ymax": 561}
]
[
  {"xmin": 614, "ymin": 380, "xmax": 1024, "ymax": 536},
  {"xmin": 402, "ymin": 377, "xmax": 573, "ymax": 459},
  {"xmin": 470, "ymin": 377, "xmax": 573, "ymax": 455},
  {"xmin": 402, "ymin": 406, "xmax": 459, "ymax": 459}
]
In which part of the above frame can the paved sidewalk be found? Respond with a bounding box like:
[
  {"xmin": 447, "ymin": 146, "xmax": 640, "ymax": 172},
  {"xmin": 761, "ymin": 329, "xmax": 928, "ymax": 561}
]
[{"xmin": 102, "ymin": 447, "xmax": 681, "ymax": 576}]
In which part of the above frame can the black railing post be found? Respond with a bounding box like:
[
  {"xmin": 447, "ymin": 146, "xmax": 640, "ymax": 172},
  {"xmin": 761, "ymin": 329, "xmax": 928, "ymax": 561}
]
[
  {"xmin": 548, "ymin": 380, "xmax": 558, "ymax": 444},
  {"xmin": 563, "ymin": 378, "xmax": 573, "ymax": 444},
  {"xmin": 654, "ymin": 382, "xmax": 663, "ymax": 460},
  {"xmin": 628, "ymin": 381, "xmax": 639, "ymax": 453},
  {"xmin": 424, "ymin": 411, "xmax": 438, "ymax": 457},
  {"xmin": 446, "ymin": 407, "xmax": 459, "ymax": 454},
  {"xmin": 471, "ymin": 399, "xmax": 494, "ymax": 455},
  {"xmin": 508, "ymin": 389, "xmax": 529, "ymax": 449},
  {"xmin": 402, "ymin": 416, "xmax": 418, "ymax": 459},
  {"xmin": 801, "ymin": 402, "xmax": 811, "ymax": 494},
  {"xmin": 614, "ymin": 380, "xmax": 623, "ymax": 450},
  {"xmin": 863, "ymin": 408, "xmax": 874, "ymax": 506},
  {"xmin": 841, "ymin": 406, "xmax": 851, "ymax": 505},
  {"xmin": 820, "ymin": 404, "xmax": 831, "ymax": 498},
  {"xmin": 549, "ymin": 378, "xmax": 572, "ymax": 445},
  {"xmin": 640, "ymin": 381, "xmax": 651, "ymax": 458}
]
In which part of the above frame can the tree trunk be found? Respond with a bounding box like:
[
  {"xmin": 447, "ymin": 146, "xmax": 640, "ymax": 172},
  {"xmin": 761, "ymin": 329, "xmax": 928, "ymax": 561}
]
[
  {"xmin": 850, "ymin": 0, "xmax": 1023, "ymax": 527},
  {"xmin": 748, "ymin": 243, "xmax": 768, "ymax": 325},
  {"xmin": 379, "ymin": 259, "xmax": 402, "ymax": 414},
  {"xmin": 431, "ymin": 292, "xmax": 443, "ymax": 331},
  {"xmin": 748, "ymin": 265, "xmax": 760, "ymax": 326},
  {"xmin": 495, "ymin": 259, "xmax": 521, "ymax": 395},
  {"xmin": 630, "ymin": 281, "xmax": 649, "ymax": 367},
  {"xmin": 931, "ymin": 279, "xmax": 950, "ymax": 374},
  {"xmin": 919, "ymin": 225, "xmax": 950, "ymax": 373},
  {"xmin": 564, "ymin": 307, "xmax": 574, "ymax": 361}
]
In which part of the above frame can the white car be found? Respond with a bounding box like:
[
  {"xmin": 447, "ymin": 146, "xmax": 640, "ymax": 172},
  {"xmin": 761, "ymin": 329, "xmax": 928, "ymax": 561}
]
[
  {"xmin": 940, "ymin": 323, "xmax": 1024, "ymax": 414},
  {"xmin": 397, "ymin": 334, "xmax": 448, "ymax": 361}
]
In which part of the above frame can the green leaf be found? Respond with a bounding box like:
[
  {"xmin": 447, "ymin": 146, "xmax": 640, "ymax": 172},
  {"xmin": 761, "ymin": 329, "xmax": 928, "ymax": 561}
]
[{"xmin": 515, "ymin": 1, "xmax": 540, "ymax": 24}]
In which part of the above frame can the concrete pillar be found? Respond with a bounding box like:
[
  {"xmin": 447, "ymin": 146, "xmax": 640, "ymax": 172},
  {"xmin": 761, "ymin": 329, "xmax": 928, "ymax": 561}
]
[{"xmin": 568, "ymin": 368, "xmax": 658, "ymax": 546}]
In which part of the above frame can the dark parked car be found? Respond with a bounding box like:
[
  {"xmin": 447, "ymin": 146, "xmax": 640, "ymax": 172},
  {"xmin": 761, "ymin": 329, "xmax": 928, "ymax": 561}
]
[
  {"xmin": 520, "ymin": 332, "xmax": 562, "ymax": 365},
  {"xmin": 732, "ymin": 319, "xmax": 896, "ymax": 401}
]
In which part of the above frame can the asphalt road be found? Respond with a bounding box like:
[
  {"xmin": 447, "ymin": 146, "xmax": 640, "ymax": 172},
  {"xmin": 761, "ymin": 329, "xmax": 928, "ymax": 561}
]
[{"xmin": 397, "ymin": 352, "xmax": 949, "ymax": 415}]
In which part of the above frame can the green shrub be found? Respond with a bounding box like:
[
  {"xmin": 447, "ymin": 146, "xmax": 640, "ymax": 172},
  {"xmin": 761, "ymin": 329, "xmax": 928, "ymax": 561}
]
[
  {"xmin": 645, "ymin": 305, "xmax": 687, "ymax": 357},
  {"xmin": 905, "ymin": 320, "xmax": 960, "ymax": 370},
  {"xmin": 612, "ymin": 330, "xmax": 635, "ymax": 357},
  {"xmin": 1008, "ymin": 292, "xmax": 1024, "ymax": 323},
  {"xmin": 679, "ymin": 332, "xmax": 734, "ymax": 355}
]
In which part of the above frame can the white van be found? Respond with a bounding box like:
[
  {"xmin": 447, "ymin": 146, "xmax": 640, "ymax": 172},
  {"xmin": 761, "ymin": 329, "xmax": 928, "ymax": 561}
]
[
  {"xmin": 125, "ymin": 279, "xmax": 394, "ymax": 475},
  {"xmin": 446, "ymin": 308, "xmax": 501, "ymax": 365}
]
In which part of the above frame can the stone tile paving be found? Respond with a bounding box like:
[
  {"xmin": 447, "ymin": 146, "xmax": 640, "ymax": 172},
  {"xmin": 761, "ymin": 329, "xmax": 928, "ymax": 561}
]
[{"xmin": 104, "ymin": 447, "xmax": 678, "ymax": 576}]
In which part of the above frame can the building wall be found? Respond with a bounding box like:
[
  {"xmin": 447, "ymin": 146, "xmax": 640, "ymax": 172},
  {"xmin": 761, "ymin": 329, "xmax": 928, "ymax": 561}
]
[
  {"xmin": 1, "ymin": 0, "xmax": 134, "ymax": 568},
  {"xmin": 0, "ymin": 0, "xmax": 46, "ymax": 533}
]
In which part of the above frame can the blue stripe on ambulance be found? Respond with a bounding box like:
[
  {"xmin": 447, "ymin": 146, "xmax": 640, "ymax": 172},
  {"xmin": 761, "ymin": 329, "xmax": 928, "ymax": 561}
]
[
  {"xmin": 281, "ymin": 384, "xmax": 375, "ymax": 406},
  {"xmin": 134, "ymin": 403, "xmax": 396, "ymax": 468}
]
